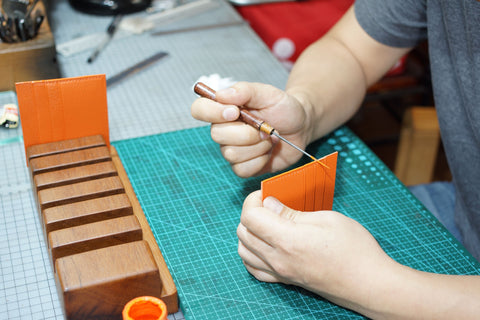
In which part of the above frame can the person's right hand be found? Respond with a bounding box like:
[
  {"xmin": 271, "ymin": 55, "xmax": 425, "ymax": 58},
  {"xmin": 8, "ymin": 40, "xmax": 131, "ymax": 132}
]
[{"xmin": 191, "ymin": 81, "xmax": 314, "ymax": 177}]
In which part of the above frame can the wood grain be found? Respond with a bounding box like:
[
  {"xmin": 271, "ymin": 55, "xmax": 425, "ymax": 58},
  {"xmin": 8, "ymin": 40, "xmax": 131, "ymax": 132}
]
[
  {"xmin": 25, "ymin": 135, "xmax": 178, "ymax": 317},
  {"xmin": 29, "ymin": 146, "xmax": 111, "ymax": 175},
  {"xmin": 49, "ymin": 215, "xmax": 142, "ymax": 266},
  {"xmin": 55, "ymin": 241, "xmax": 162, "ymax": 320},
  {"xmin": 26, "ymin": 135, "xmax": 106, "ymax": 160},
  {"xmin": 34, "ymin": 161, "xmax": 118, "ymax": 191},
  {"xmin": 38, "ymin": 176, "xmax": 125, "ymax": 210},
  {"xmin": 43, "ymin": 193, "xmax": 134, "ymax": 234},
  {"xmin": 111, "ymin": 146, "xmax": 179, "ymax": 312}
]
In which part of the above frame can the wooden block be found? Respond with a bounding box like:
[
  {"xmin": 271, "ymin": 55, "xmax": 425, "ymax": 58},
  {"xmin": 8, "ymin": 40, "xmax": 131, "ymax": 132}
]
[
  {"xmin": 394, "ymin": 107, "xmax": 440, "ymax": 185},
  {"xmin": 27, "ymin": 135, "xmax": 106, "ymax": 160},
  {"xmin": 29, "ymin": 146, "xmax": 111, "ymax": 175},
  {"xmin": 38, "ymin": 176, "xmax": 125, "ymax": 210},
  {"xmin": 55, "ymin": 241, "xmax": 162, "ymax": 320},
  {"xmin": 34, "ymin": 161, "xmax": 117, "ymax": 191},
  {"xmin": 49, "ymin": 215, "xmax": 142, "ymax": 265},
  {"xmin": 0, "ymin": 0, "xmax": 59, "ymax": 92},
  {"xmin": 111, "ymin": 146, "xmax": 178, "ymax": 313},
  {"xmin": 43, "ymin": 194, "xmax": 133, "ymax": 234}
]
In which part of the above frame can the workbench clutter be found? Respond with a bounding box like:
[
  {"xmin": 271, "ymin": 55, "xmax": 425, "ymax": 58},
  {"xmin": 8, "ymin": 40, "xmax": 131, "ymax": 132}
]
[
  {"xmin": 15, "ymin": 75, "xmax": 178, "ymax": 319},
  {"xmin": 68, "ymin": 0, "xmax": 151, "ymax": 15},
  {"xmin": 0, "ymin": 102, "xmax": 18, "ymax": 128},
  {"xmin": 0, "ymin": 0, "xmax": 44, "ymax": 42},
  {"xmin": 0, "ymin": 0, "xmax": 59, "ymax": 91}
]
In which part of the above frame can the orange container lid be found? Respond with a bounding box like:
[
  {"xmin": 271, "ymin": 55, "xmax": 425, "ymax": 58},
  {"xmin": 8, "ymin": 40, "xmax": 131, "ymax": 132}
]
[{"xmin": 122, "ymin": 296, "xmax": 167, "ymax": 320}]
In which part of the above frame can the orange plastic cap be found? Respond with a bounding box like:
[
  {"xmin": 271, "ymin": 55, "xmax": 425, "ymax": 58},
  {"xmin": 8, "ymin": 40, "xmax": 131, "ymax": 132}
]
[{"xmin": 122, "ymin": 296, "xmax": 168, "ymax": 320}]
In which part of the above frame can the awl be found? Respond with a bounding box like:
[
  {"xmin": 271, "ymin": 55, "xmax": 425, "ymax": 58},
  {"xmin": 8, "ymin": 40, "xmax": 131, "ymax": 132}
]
[{"xmin": 194, "ymin": 82, "xmax": 319, "ymax": 162}]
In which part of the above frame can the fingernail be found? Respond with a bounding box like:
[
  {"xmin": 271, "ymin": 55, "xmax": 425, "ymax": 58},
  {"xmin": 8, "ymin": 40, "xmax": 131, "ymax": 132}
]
[
  {"xmin": 223, "ymin": 107, "xmax": 238, "ymax": 121},
  {"xmin": 263, "ymin": 197, "xmax": 283, "ymax": 214}
]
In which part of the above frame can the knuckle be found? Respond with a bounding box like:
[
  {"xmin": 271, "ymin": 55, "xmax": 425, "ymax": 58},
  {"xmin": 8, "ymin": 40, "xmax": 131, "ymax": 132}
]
[
  {"xmin": 221, "ymin": 146, "xmax": 239, "ymax": 162},
  {"xmin": 269, "ymin": 259, "xmax": 290, "ymax": 278},
  {"xmin": 210, "ymin": 125, "xmax": 223, "ymax": 143},
  {"xmin": 191, "ymin": 99, "xmax": 211, "ymax": 120},
  {"xmin": 279, "ymin": 208, "xmax": 297, "ymax": 222},
  {"xmin": 237, "ymin": 241, "xmax": 245, "ymax": 256},
  {"xmin": 233, "ymin": 164, "xmax": 254, "ymax": 178},
  {"xmin": 190, "ymin": 102, "xmax": 201, "ymax": 119}
]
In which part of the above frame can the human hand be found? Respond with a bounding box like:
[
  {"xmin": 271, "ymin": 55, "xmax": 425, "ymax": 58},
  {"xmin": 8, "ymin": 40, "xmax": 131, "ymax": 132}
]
[
  {"xmin": 236, "ymin": 190, "xmax": 398, "ymax": 312},
  {"xmin": 191, "ymin": 82, "xmax": 313, "ymax": 177}
]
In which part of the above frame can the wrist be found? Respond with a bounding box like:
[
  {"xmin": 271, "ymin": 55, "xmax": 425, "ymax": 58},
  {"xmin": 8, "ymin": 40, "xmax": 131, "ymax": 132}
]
[
  {"xmin": 286, "ymin": 88, "xmax": 322, "ymax": 146},
  {"xmin": 318, "ymin": 255, "xmax": 408, "ymax": 319},
  {"xmin": 348, "ymin": 260, "xmax": 420, "ymax": 319}
]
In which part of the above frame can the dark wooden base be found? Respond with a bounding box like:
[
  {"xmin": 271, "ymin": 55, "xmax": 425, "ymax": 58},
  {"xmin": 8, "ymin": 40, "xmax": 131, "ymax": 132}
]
[{"xmin": 26, "ymin": 135, "xmax": 178, "ymax": 319}]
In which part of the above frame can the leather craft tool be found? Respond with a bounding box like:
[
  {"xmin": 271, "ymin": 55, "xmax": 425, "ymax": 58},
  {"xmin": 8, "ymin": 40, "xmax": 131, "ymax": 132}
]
[
  {"xmin": 194, "ymin": 82, "xmax": 319, "ymax": 161},
  {"xmin": 87, "ymin": 14, "xmax": 123, "ymax": 63},
  {"xmin": 120, "ymin": 0, "xmax": 218, "ymax": 34},
  {"xmin": 151, "ymin": 20, "xmax": 245, "ymax": 36},
  {"xmin": 106, "ymin": 51, "xmax": 168, "ymax": 87}
]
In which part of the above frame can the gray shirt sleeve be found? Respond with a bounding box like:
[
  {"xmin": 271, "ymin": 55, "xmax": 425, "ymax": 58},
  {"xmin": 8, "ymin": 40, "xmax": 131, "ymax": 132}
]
[{"xmin": 354, "ymin": 0, "xmax": 428, "ymax": 48}]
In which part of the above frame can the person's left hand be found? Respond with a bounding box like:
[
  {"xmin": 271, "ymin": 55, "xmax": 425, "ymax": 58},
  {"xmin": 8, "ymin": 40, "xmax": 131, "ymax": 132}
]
[{"xmin": 236, "ymin": 190, "xmax": 397, "ymax": 310}]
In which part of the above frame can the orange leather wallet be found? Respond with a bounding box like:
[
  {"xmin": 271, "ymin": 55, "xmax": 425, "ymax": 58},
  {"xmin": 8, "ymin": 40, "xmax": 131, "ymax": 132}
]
[
  {"xmin": 16, "ymin": 75, "xmax": 110, "ymax": 163},
  {"xmin": 261, "ymin": 152, "xmax": 338, "ymax": 211}
]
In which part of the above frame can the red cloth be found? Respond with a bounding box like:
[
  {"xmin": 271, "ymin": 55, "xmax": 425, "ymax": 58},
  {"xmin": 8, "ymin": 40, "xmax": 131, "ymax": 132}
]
[
  {"xmin": 236, "ymin": 0, "xmax": 353, "ymax": 65},
  {"xmin": 236, "ymin": 0, "xmax": 405, "ymax": 75}
]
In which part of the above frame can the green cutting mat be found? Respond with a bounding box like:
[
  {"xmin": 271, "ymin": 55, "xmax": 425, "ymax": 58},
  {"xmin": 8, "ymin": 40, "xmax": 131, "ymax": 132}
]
[{"xmin": 114, "ymin": 126, "xmax": 480, "ymax": 319}]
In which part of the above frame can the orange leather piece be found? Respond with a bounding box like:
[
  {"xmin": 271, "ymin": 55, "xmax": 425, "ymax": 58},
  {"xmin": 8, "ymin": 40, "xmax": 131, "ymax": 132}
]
[
  {"xmin": 261, "ymin": 152, "xmax": 338, "ymax": 211},
  {"xmin": 16, "ymin": 75, "xmax": 110, "ymax": 164}
]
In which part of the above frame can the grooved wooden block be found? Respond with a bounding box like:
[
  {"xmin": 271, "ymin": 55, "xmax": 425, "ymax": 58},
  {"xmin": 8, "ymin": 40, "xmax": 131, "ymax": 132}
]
[
  {"xmin": 18, "ymin": 76, "xmax": 178, "ymax": 317},
  {"xmin": 55, "ymin": 241, "xmax": 162, "ymax": 320},
  {"xmin": 38, "ymin": 176, "xmax": 125, "ymax": 210},
  {"xmin": 34, "ymin": 161, "xmax": 117, "ymax": 191},
  {"xmin": 26, "ymin": 135, "xmax": 106, "ymax": 160},
  {"xmin": 49, "ymin": 215, "xmax": 142, "ymax": 265},
  {"xmin": 29, "ymin": 146, "xmax": 111, "ymax": 175},
  {"xmin": 111, "ymin": 146, "xmax": 178, "ymax": 312},
  {"xmin": 43, "ymin": 194, "xmax": 133, "ymax": 234}
]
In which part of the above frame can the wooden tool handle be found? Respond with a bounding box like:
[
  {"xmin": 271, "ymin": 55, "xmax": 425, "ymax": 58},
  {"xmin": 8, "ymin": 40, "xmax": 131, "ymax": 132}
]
[{"xmin": 194, "ymin": 82, "xmax": 275, "ymax": 135}]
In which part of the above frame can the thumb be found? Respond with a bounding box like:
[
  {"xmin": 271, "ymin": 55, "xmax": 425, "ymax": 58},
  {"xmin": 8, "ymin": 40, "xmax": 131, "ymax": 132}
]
[{"xmin": 263, "ymin": 196, "xmax": 308, "ymax": 223}]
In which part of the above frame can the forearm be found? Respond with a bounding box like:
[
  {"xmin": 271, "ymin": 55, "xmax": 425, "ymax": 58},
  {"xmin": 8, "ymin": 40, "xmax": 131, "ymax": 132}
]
[
  {"xmin": 328, "ymin": 261, "xmax": 480, "ymax": 319},
  {"xmin": 380, "ymin": 266, "xmax": 480, "ymax": 320},
  {"xmin": 286, "ymin": 35, "xmax": 367, "ymax": 142}
]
